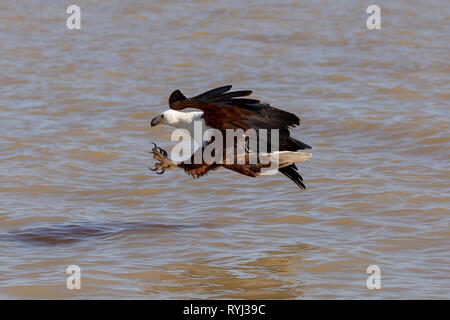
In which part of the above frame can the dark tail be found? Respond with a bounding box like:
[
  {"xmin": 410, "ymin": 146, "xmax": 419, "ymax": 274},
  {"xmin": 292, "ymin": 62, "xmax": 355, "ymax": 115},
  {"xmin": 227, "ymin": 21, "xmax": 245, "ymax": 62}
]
[{"xmin": 278, "ymin": 164, "xmax": 306, "ymax": 190}]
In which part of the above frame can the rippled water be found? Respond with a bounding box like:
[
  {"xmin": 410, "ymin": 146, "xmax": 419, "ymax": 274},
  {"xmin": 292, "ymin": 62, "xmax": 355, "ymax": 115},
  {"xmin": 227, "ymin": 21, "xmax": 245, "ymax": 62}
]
[{"xmin": 0, "ymin": 0, "xmax": 449, "ymax": 299}]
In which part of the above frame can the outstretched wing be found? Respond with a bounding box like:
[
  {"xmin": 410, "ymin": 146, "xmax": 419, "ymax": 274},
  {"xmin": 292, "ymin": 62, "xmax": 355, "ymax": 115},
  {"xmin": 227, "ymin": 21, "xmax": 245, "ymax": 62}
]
[{"xmin": 169, "ymin": 85, "xmax": 300, "ymax": 132}]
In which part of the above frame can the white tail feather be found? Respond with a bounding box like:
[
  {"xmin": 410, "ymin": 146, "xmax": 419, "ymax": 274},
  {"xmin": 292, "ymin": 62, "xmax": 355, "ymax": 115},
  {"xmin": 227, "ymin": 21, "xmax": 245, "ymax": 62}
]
[
  {"xmin": 256, "ymin": 151, "xmax": 312, "ymax": 175},
  {"xmin": 260, "ymin": 151, "xmax": 312, "ymax": 165},
  {"xmin": 275, "ymin": 151, "xmax": 312, "ymax": 164}
]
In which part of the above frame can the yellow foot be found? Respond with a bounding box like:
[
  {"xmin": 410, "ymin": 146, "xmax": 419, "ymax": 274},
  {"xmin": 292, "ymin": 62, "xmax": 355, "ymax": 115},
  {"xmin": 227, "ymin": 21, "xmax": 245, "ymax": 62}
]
[{"xmin": 148, "ymin": 143, "xmax": 177, "ymax": 174}]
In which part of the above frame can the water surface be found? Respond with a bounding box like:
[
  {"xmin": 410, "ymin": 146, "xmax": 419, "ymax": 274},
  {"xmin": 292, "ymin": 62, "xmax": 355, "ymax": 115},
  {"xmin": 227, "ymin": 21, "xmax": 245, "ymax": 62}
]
[{"xmin": 0, "ymin": 0, "xmax": 449, "ymax": 299}]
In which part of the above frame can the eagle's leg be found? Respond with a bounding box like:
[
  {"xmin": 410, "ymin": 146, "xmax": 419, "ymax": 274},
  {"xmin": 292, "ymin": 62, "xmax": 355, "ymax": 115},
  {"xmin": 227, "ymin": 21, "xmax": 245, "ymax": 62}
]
[{"xmin": 149, "ymin": 143, "xmax": 177, "ymax": 174}]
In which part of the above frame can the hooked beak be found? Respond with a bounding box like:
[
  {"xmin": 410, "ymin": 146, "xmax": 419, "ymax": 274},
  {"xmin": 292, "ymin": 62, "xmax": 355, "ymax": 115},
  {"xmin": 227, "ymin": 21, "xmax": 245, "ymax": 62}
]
[{"xmin": 150, "ymin": 115, "xmax": 163, "ymax": 127}]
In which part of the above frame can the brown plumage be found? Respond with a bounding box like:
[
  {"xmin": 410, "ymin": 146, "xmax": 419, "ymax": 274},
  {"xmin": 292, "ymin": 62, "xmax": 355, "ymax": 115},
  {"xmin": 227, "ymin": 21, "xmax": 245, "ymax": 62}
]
[{"xmin": 165, "ymin": 85, "xmax": 311, "ymax": 189}]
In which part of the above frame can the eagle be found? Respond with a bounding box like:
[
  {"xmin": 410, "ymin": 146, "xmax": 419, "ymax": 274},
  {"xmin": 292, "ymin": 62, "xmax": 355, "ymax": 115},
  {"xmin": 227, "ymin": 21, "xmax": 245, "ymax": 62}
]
[{"xmin": 149, "ymin": 85, "xmax": 312, "ymax": 189}]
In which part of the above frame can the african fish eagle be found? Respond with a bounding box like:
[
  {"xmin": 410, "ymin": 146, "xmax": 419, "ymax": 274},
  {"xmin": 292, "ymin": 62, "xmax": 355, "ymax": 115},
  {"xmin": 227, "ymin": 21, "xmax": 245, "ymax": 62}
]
[{"xmin": 149, "ymin": 85, "xmax": 312, "ymax": 189}]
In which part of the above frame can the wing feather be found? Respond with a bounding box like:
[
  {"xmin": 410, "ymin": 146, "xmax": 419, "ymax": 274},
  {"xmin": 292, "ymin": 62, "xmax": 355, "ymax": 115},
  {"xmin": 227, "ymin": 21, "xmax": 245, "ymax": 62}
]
[
  {"xmin": 168, "ymin": 85, "xmax": 300, "ymax": 132},
  {"xmin": 193, "ymin": 85, "xmax": 232, "ymax": 99}
]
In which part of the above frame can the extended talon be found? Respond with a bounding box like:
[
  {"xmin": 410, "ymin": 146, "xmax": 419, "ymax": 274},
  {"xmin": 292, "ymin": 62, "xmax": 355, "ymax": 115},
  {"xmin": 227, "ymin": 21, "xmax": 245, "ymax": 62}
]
[
  {"xmin": 150, "ymin": 142, "xmax": 167, "ymax": 157},
  {"xmin": 148, "ymin": 165, "xmax": 165, "ymax": 174},
  {"xmin": 149, "ymin": 142, "xmax": 175, "ymax": 175}
]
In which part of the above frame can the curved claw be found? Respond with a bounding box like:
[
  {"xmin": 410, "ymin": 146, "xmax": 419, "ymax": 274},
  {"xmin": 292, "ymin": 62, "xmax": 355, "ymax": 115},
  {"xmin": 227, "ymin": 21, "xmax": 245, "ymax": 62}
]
[
  {"xmin": 151, "ymin": 142, "xmax": 167, "ymax": 157},
  {"xmin": 149, "ymin": 142, "xmax": 168, "ymax": 175},
  {"xmin": 149, "ymin": 165, "xmax": 165, "ymax": 174}
]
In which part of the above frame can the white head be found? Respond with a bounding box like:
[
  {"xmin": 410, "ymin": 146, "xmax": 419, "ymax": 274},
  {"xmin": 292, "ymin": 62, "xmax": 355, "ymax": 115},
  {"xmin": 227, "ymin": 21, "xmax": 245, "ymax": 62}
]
[{"xmin": 151, "ymin": 109, "xmax": 202, "ymax": 129}]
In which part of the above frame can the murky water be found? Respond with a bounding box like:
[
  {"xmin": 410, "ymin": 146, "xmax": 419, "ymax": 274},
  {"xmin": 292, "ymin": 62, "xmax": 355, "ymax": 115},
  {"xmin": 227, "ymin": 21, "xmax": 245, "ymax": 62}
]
[{"xmin": 0, "ymin": 0, "xmax": 449, "ymax": 299}]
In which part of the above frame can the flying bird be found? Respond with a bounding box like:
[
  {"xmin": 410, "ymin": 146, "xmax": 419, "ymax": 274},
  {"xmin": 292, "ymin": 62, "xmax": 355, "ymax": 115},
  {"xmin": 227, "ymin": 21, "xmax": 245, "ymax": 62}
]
[{"xmin": 149, "ymin": 85, "xmax": 311, "ymax": 189}]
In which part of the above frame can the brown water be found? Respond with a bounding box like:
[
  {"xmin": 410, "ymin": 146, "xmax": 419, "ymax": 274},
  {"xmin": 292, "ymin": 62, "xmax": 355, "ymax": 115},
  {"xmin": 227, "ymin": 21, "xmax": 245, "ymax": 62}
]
[{"xmin": 0, "ymin": 0, "xmax": 449, "ymax": 299}]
